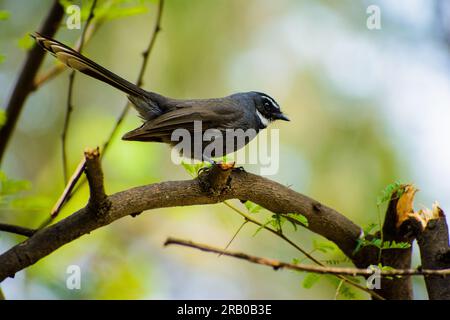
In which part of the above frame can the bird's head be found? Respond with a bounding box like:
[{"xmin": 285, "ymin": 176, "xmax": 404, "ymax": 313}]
[{"xmin": 252, "ymin": 92, "xmax": 289, "ymax": 128}]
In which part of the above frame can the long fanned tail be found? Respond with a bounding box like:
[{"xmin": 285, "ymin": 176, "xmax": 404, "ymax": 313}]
[{"xmin": 32, "ymin": 32, "xmax": 147, "ymax": 98}]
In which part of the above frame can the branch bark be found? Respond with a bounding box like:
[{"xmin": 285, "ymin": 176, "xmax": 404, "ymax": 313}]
[
  {"xmin": 417, "ymin": 205, "xmax": 450, "ymax": 299},
  {"xmin": 0, "ymin": 0, "xmax": 65, "ymax": 165},
  {"xmin": 376, "ymin": 185, "xmax": 416, "ymax": 299},
  {"xmin": 0, "ymin": 223, "xmax": 36, "ymax": 237},
  {"xmin": 164, "ymin": 237, "xmax": 450, "ymax": 277},
  {"xmin": 0, "ymin": 166, "xmax": 363, "ymax": 282}
]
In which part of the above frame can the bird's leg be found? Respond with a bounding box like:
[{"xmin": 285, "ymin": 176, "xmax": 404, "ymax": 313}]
[{"xmin": 197, "ymin": 155, "xmax": 215, "ymax": 176}]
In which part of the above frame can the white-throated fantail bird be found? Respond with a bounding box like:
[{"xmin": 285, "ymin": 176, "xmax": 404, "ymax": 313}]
[{"xmin": 32, "ymin": 32, "xmax": 289, "ymax": 162}]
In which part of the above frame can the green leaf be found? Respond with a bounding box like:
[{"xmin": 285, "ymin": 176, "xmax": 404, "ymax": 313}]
[
  {"xmin": 95, "ymin": 2, "xmax": 149, "ymax": 21},
  {"xmin": 17, "ymin": 33, "xmax": 34, "ymax": 50},
  {"xmin": 338, "ymin": 283, "xmax": 356, "ymax": 299},
  {"xmin": 372, "ymin": 263, "xmax": 398, "ymax": 280},
  {"xmin": 252, "ymin": 218, "xmax": 273, "ymax": 237},
  {"xmin": 287, "ymin": 213, "xmax": 308, "ymax": 227},
  {"xmin": 0, "ymin": 10, "xmax": 10, "ymax": 20},
  {"xmin": 382, "ymin": 240, "xmax": 411, "ymax": 250},
  {"xmin": 0, "ymin": 171, "xmax": 31, "ymax": 195},
  {"xmin": 11, "ymin": 195, "xmax": 52, "ymax": 211},
  {"xmin": 353, "ymin": 237, "xmax": 411, "ymax": 254},
  {"xmin": 270, "ymin": 214, "xmax": 285, "ymax": 233},
  {"xmin": 363, "ymin": 222, "xmax": 379, "ymax": 235},
  {"xmin": 323, "ymin": 259, "xmax": 348, "ymax": 265},
  {"xmin": 244, "ymin": 201, "xmax": 262, "ymax": 213},
  {"xmin": 0, "ymin": 54, "xmax": 5, "ymax": 64},
  {"xmin": 181, "ymin": 161, "xmax": 210, "ymax": 178},
  {"xmin": 313, "ymin": 240, "xmax": 335, "ymax": 253},
  {"xmin": 302, "ymin": 273, "xmax": 321, "ymax": 289},
  {"xmin": 1, "ymin": 179, "xmax": 31, "ymax": 195},
  {"xmin": 181, "ymin": 161, "xmax": 196, "ymax": 177},
  {"xmin": 377, "ymin": 181, "xmax": 402, "ymax": 206}
]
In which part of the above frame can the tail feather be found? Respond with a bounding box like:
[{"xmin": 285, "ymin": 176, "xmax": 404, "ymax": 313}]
[{"xmin": 32, "ymin": 32, "xmax": 147, "ymax": 98}]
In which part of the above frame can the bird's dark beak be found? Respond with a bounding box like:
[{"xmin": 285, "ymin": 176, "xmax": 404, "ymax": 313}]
[{"xmin": 274, "ymin": 113, "xmax": 290, "ymax": 121}]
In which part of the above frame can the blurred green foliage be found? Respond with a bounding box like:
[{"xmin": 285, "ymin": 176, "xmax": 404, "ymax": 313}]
[{"xmin": 0, "ymin": 0, "xmax": 437, "ymax": 299}]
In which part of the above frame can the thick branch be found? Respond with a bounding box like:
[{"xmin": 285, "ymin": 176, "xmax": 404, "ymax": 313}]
[
  {"xmin": 0, "ymin": 169, "xmax": 362, "ymax": 282},
  {"xmin": 353, "ymin": 185, "xmax": 418, "ymax": 300},
  {"xmin": 417, "ymin": 206, "xmax": 450, "ymax": 300},
  {"xmin": 0, "ymin": 0, "xmax": 65, "ymax": 164},
  {"xmin": 376, "ymin": 185, "xmax": 416, "ymax": 299}
]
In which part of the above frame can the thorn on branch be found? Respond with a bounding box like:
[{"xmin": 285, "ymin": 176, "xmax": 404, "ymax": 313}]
[{"xmin": 313, "ymin": 202, "xmax": 322, "ymax": 212}]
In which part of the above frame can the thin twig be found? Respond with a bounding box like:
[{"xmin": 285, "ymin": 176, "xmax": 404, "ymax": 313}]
[
  {"xmin": 39, "ymin": 158, "xmax": 86, "ymax": 228},
  {"xmin": 0, "ymin": 0, "xmax": 65, "ymax": 165},
  {"xmin": 334, "ymin": 279, "xmax": 345, "ymax": 300},
  {"xmin": 101, "ymin": 0, "xmax": 165, "ymax": 156},
  {"xmin": 223, "ymin": 201, "xmax": 384, "ymax": 300},
  {"xmin": 220, "ymin": 220, "xmax": 248, "ymax": 256},
  {"xmin": 61, "ymin": 0, "xmax": 98, "ymax": 184},
  {"xmin": 223, "ymin": 201, "xmax": 318, "ymax": 263},
  {"xmin": 165, "ymin": 237, "xmax": 450, "ymax": 277},
  {"xmin": 0, "ymin": 223, "xmax": 36, "ymax": 237},
  {"xmin": 39, "ymin": 0, "xmax": 164, "ymax": 228}
]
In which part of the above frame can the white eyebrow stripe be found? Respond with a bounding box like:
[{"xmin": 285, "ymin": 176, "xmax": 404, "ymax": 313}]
[
  {"xmin": 256, "ymin": 109, "xmax": 270, "ymax": 127},
  {"xmin": 262, "ymin": 95, "xmax": 280, "ymax": 109}
]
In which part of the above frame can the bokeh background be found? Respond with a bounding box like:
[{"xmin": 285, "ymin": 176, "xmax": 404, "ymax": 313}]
[{"xmin": 1, "ymin": 0, "xmax": 449, "ymax": 299}]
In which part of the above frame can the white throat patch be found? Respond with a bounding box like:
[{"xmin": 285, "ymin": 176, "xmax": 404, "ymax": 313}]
[{"xmin": 256, "ymin": 109, "xmax": 270, "ymax": 127}]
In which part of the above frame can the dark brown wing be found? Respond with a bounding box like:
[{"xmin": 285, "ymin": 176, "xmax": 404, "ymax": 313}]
[{"xmin": 122, "ymin": 102, "xmax": 244, "ymax": 142}]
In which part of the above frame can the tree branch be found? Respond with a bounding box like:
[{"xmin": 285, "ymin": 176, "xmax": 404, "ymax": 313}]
[
  {"xmin": 222, "ymin": 200, "xmax": 385, "ymax": 300},
  {"xmin": 376, "ymin": 185, "xmax": 416, "ymax": 299},
  {"xmin": 39, "ymin": 0, "xmax": 165, "ymax": 228},
  {"xmin": 417, "ymin": 205, "xmax": 450, "ymax": 299},
  {"xmin": 0, "ymin": 164, "xmax": 363, "ymax": 282},
  {"xmin": 61, "ymin": 0, "xmax": 98, "ymax": 184},
  {"xmin": 84, "ymin": 147, "xmax": 107, "ymax": 209},
  {"xmin": 100, "ymin": 0, "xmax": 165, "ymax": 154},
  {"xmin": 47, "ymin": 159, "xmax": 86, "ymax": 220},
  {"xmin": 0, "ymin": 0, "xmax": 65, "ymax": 165},
  {"xmin": 164, "ymin": 237, "xmax": 450, "ymax": 277},
  {"xmin": 0, "ymin": 223, "xmax": 36, "ymax": 237}
]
